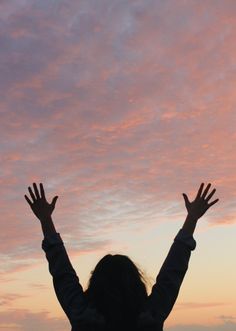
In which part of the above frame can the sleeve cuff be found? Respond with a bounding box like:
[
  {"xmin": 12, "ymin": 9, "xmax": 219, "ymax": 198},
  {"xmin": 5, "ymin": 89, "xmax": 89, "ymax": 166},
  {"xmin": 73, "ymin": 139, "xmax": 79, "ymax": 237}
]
[
  {"xmin": 42, "ymin": 233, "xmax": 63, "ymax": 251},
  {"xmin": 174, "ymin": 229, "xmax": 196, "ymax": 251}
]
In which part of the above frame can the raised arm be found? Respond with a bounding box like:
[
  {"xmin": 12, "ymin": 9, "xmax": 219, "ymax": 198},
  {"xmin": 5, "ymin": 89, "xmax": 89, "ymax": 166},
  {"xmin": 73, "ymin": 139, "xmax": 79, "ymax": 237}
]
[
  {"xmin": 147, "ymin": 183, "xmax": 219, "ymax": 326},
  {"xmin": 24, "ymin": 183, "xmax": 86, "ymax": 324}
]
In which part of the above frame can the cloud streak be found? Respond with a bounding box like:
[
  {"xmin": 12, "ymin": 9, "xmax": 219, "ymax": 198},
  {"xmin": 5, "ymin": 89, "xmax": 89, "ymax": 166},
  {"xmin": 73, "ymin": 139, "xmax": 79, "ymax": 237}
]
[
  {"xmin": 167, "ymin": 321, "xmax": 236, "ymax": 331},
  {"xmin": 0, "ymin": 309, "xmax": 68, "ymax": 331}
]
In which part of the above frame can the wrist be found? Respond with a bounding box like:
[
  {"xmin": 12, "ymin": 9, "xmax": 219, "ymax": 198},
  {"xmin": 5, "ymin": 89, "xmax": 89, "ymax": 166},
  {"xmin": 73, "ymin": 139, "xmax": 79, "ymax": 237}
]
[
  {"xmin": 186, "ymin": 214, "xmax": 199, "ymax": 223},
  {"xmin": 39, "ymin": 215, "xmax": 53, "ymax": 223},
  {"xmin": 39, "ymin": 216, "xmax": 57, "ymax": 237},
  {"xmin": 182, "ymin": 214, "xmax": 198, "ymax": 236}
]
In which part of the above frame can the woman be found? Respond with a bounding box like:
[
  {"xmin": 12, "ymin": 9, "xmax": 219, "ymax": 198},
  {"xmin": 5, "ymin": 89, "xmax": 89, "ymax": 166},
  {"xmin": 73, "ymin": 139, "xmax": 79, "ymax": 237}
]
[{"xmin": 24, "ymin": 182, "xmax": 218, "ymax": 331}]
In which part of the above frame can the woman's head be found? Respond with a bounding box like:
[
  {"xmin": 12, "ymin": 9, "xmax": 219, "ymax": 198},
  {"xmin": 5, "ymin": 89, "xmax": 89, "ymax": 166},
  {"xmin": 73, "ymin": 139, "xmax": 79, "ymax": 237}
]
[{"xmin": 84, "ymin": 254, "xmax": 148, "ymax": 327}]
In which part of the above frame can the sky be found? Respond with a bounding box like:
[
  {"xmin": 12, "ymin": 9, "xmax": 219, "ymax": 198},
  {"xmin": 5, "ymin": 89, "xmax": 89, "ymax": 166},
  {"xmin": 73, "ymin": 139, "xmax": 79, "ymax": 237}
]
[{"xmin": 0, "ymin": 0, "xmax": 236, "ymax": 330}]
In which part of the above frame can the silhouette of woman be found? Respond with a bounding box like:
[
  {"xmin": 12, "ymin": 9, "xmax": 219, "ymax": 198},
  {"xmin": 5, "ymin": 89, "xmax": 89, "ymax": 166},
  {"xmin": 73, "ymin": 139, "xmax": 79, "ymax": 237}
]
[{"xmin": 25, "ymin": 182, "xmax": 218, "ymax": 331}]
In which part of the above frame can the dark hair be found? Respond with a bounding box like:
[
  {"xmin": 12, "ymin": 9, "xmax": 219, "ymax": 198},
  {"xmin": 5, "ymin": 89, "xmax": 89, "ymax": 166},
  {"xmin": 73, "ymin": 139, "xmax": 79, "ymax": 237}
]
[{"xmin": 84, "ymin": 254, "xmax": 148, "ymax": 329}]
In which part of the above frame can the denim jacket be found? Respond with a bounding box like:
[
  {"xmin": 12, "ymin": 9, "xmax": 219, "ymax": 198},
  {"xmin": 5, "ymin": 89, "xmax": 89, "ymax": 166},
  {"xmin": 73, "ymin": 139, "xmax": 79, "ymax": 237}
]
[{"xmin": 42, "ymin": 229, "xmax": 196, "ymax": 330}]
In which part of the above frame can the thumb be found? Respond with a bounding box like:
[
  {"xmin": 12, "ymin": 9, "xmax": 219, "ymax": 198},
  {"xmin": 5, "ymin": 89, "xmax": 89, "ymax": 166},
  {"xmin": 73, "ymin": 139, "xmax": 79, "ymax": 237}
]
[
  {"xmin": 182, "ymin": 193, "xmax": 190, "ymax": 206},
  {"xmin": 51, "ymin": 196, "xmax": 58, "ymax": 208}
]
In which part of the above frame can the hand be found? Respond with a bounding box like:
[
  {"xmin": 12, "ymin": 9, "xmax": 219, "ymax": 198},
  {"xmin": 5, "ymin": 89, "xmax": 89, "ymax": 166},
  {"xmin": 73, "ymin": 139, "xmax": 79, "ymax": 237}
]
[
  {"xmin": 24, "ymin": 183, "xmax": 58, "ymax": 221},
  {"xmin": 182, "ymin": 183, "xmax": 219, "ymax": 220}
]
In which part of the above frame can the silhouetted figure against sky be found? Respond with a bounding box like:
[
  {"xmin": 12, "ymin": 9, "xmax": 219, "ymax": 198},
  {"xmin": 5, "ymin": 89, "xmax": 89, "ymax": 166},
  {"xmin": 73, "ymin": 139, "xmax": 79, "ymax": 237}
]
[{"xmin": 25, "ymin": 182, "xmax": 218, "ymax": 331}]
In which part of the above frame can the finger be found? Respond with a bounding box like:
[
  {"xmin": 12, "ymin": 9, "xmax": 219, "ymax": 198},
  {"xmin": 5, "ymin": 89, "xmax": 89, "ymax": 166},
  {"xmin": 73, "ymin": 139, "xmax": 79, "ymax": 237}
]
[
  {"xmin": 202, "ymin": 183, "xmax": 211, "ymax": 199},
  {"xmin": 205, "ymin": 188, "xmax": 216, "ymax": 202},
  {"xmin": 24, "ymin": 194, "xmax": 33, "ymax": 206},
  {"xmin": 51, "ymin": 196, "xmax": 58, "ymax": 208},
  {"xmin": 40, "ymin": 183, "xmax": 45, "ymax": 199},
  {"xmin": 208, "ymin": 198, "xmax": 219, "ymax": 207},
  {"xmin": 33, "ymin": 182, "xmax": 40, "ymax": 199},
  {"xmin": 196, "ymin": 183, "xmax": 204, "ymax": 199},
  {"xmin": 182, "ymin": 193, "xmax": 190, "ymax": 206},
  {"xmin": 28, "ymin": 186, "xmax": 36, "ymax": 202}
]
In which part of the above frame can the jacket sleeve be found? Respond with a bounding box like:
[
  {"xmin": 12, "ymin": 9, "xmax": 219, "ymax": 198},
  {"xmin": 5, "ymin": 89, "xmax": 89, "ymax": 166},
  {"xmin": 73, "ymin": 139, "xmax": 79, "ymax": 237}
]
[
  {"xmin": 147, "ymin": 229, "xmax": 196, "ymax": 324},
  {"xmin": 42, "ymin": 233, "xmax": 86, "ymax": 322}
]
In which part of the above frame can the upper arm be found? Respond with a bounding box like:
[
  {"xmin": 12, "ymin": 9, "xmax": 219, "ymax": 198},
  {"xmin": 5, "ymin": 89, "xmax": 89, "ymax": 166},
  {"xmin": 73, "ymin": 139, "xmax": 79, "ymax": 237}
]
[
  {"xmin": 44, "ymin": 240, "xmax": 86, "ymax": 321},
  {"xmin": 147, "ymin": 240, "xmax": 192, "ymax": 322}
]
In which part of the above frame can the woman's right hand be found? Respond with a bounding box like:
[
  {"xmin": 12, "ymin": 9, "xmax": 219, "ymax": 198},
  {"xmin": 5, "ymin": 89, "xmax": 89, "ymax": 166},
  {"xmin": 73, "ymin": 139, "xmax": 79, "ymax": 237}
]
[
  {"xmin": 24, "ymin": 183, "xmax": 58, "ymax": 222},
  {"xmin": 182, "ymin": 182, "xmax": 218, "ymax": 220}
]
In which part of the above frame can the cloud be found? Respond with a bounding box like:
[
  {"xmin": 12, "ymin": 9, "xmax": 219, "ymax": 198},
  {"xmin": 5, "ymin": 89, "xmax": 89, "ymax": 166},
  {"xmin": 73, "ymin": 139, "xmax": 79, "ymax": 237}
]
[
  {"xmin": 28, "ymin": 283, "xmax": 48, "ymax": 290},
  {"xmin": 218, "ymin": 315, "xmax": 236, "ymax": 322},
  {"xmin": 0, "ymin": 1, "xmax": 235, "ymax": 319},
  {"xmin": 166, "ymin": 321, "xmax": 236, "ymax": 331},
  {"xmin": 0, "ymin": 309, "xmax": 68, "ymax": 331},
  {"xmin": 0, "ymin": 293, "xmax": 28, "ymax": 307},
  {"xmin": 176, "ymin": 302, "xmax": 227, "ymax": 310}
]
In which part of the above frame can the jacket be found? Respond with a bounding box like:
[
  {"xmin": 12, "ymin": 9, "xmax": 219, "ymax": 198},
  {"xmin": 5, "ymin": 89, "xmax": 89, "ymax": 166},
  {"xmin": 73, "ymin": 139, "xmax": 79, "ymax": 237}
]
[{"xmin": 42, "ymin": 228, "xmax": 196, "ymax": 330}]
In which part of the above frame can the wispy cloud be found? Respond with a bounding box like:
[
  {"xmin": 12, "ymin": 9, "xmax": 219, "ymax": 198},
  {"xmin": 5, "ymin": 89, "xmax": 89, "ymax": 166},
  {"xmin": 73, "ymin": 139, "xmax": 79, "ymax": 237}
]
[
  {"xmin": 0, "ymin": 309, "xmax": 68, "ymax": 331},
  {"xmin": 1, "ymin": 0, "xmax": 235, "ymax": 269},
  {"xmin": 167, "ymin": 321, "xmax": 236, "ymax": 331},
  {"xmin": 0, "ymin": 294, "xmax": 28, "ymax": 307},
  {"xmin": 176, "ymin": 302, "xmax": 227, "ymax": 310}
]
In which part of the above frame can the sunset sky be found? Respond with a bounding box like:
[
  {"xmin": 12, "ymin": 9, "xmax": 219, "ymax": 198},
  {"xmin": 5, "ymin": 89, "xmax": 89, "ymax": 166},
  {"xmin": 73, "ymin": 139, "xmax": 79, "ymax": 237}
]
[{"xmin": 0, "ymin": 0, "xmax": 236, "ymax": 330}]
